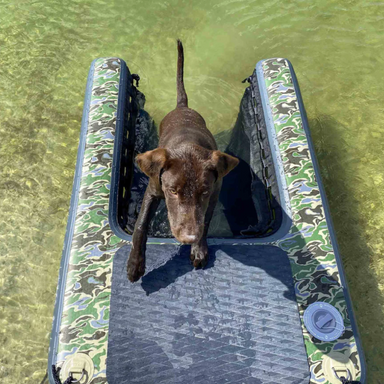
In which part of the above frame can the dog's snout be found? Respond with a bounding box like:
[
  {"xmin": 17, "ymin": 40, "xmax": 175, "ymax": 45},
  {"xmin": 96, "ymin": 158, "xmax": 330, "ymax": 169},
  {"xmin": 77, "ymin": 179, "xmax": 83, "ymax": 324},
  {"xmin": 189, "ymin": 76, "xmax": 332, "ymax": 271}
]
[{"xmin": 179, "ymin": 234, "xmax": 197, "ymax": 244}]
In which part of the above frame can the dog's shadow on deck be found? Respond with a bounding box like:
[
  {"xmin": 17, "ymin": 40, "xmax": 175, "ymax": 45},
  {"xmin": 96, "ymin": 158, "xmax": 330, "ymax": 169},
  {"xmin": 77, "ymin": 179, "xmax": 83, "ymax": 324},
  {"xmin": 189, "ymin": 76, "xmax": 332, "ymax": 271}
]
[
  {"xmin": 139, "ymin": 242, "xmax": 297, "ymax": 302},
  {"xmin": 140, "ymin": 246, "xmax": 215, "ymax": 296}
]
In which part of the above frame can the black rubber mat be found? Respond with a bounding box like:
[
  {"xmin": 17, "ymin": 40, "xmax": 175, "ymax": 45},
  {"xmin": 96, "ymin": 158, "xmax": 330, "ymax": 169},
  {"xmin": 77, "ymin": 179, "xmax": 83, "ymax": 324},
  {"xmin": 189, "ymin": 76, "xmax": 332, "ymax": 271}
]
[{"xmin": 107, "ymin": 244, "xmax": 310, "ymax": 384}]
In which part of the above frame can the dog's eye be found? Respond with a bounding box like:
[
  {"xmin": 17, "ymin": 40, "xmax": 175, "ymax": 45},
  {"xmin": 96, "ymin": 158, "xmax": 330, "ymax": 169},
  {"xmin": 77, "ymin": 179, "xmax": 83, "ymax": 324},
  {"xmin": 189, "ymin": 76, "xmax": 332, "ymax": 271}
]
[
  {"xmin": 202, "ymin": 191, "xmax": 209, "ymax": 196},
  {"xmin": 170, "ymin": 189, "xmax": 178, "ymax": 195}
]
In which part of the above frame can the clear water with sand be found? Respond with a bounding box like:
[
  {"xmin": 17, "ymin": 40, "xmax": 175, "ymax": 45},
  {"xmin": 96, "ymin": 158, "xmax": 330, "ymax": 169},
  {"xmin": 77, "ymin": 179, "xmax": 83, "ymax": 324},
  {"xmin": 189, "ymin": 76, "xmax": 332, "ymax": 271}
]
[{"xmin": 0, "ymin": 0, "xmax": 383, "ymax": 382}]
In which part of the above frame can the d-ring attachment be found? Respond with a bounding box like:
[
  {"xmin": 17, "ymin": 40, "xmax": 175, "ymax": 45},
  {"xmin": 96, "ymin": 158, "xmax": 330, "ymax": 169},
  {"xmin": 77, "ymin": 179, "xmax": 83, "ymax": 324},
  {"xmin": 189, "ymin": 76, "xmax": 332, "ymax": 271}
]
[
  {"xmin": 70, "ymin": 369, "xmax": 86, "ymax": 383},
  {"xmin": 333, "ymin": 367, "xmax": 351, "ymax": 381},
  {"xmin": 61, "ymin": 353, "xmax": 94, "ymax": 384}
]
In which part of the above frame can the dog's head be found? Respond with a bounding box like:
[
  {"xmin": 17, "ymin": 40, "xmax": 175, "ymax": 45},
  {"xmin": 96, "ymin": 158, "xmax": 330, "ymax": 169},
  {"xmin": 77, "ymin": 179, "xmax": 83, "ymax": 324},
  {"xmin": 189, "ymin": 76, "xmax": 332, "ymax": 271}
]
[{"xmin": 136, "ymin": 145, "xmax": 239, "ymax": 244}]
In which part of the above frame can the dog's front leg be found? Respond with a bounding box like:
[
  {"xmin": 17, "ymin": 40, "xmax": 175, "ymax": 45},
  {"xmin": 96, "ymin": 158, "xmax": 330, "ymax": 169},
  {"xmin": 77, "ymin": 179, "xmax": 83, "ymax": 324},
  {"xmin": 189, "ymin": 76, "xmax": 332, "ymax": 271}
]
[
  {"xmin": 127, "ymin": 186, "xmax": 160, "ymax": 282},
  {"xmin": 190, "ymin": 185, "xmax": 220, "ymax": 268}
]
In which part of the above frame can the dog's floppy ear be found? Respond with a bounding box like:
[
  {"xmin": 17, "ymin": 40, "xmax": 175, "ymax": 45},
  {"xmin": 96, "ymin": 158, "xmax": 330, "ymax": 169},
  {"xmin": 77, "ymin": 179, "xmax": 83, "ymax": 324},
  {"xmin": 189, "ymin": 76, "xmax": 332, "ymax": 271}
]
[
  {"xmin": 210, "ymin": 151, "xmax": 239, "ymax": 178},
  {"xmin": 136, "ymin": 148, "xmax": 168, "ymax": 178}
]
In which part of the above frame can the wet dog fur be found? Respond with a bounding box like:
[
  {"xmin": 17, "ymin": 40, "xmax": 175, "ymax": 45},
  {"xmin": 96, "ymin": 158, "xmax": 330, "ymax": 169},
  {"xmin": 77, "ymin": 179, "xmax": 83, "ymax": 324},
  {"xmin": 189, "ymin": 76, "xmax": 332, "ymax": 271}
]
[{"xmin": 127, "ymin": 40, "xmax": 239, "ymax": 282}]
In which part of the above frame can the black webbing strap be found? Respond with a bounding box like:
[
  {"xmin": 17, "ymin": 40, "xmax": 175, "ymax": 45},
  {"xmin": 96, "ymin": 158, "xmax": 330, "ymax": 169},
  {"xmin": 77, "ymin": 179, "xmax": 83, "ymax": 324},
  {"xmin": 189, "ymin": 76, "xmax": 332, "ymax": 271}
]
[{"xmin": 339, "ymin": 378, "xmax": 361, "ymax": 384}]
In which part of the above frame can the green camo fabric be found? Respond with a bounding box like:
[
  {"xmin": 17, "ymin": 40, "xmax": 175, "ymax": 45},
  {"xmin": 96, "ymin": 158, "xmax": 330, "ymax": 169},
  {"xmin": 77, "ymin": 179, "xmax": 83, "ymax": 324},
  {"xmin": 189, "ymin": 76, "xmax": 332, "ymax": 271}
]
[
  {"xmin": 262, "ymin": 58, "xmax": 362, "ymax": 383},
  {"xmin": 56, "ymin": 58, "xmax": 126, "ymax": 382},
  {"xmin": 53, "ymin": 57, "xmax": 362, "ymax": 384}
]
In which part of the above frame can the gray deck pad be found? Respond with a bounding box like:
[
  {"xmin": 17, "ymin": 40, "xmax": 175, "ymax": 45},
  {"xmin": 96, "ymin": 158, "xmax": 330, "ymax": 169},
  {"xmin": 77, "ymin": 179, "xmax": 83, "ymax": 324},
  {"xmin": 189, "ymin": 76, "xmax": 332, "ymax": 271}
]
[{"xmin": 107, "ymin": 244, "xmax": 310, "ymax": 384}]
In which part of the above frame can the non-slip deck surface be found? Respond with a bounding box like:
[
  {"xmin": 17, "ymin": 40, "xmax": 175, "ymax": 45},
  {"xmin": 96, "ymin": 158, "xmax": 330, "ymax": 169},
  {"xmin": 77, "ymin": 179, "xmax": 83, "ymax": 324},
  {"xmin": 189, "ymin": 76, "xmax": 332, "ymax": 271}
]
[{"xmin": 107, "ymin": 245, "xmax": 310, "ymax": 384}]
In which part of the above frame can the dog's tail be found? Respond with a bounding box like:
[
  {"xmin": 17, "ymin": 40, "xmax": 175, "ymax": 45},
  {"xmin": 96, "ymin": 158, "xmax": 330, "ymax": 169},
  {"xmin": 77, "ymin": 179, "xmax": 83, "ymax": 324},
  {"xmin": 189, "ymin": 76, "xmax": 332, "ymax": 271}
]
[{"xmin": 177, "ymin": 39, "xmax": 188, "ymax": 108}]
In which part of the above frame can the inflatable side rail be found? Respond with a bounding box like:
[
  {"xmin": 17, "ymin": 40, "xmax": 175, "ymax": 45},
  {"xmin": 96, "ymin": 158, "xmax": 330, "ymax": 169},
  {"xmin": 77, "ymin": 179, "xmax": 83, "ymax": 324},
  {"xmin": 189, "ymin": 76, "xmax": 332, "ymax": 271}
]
[
  {"xmin": 255, "ymin": 59, "xmax": 366, "ymax": 383},
  {"xmin": 48, "ymin": 57, "xmax": 366, "ymax": 384},
  {"xmin": 48, "ymin": 58, "xmax": 133, "ymax": 384}
]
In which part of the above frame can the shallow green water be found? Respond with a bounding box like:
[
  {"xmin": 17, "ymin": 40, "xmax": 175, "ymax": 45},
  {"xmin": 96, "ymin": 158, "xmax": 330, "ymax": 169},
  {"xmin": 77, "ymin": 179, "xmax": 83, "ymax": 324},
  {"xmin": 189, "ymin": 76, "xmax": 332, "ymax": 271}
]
[{"xmin": 0, "ymin": 0, "xmax": 383, "ymax": 382}]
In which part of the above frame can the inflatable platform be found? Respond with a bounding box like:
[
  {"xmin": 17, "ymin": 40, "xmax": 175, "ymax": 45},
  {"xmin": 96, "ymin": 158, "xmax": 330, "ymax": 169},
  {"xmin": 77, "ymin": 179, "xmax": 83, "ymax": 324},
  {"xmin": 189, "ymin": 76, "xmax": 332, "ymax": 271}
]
[{"xmin": 48, "ymin": 57, "xmax": 366, "ymax": 384}]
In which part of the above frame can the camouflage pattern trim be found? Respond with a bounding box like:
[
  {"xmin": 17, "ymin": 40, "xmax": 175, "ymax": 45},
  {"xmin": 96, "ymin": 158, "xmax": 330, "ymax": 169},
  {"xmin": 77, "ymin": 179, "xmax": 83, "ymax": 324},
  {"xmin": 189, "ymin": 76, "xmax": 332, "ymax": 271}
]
[
  {"xmin": 258, "ymin": 58, "xmax": 364, "ymax": 383},
  {"xmin": 54, "ymin": 58, "xmax": 127, "ymax": 383}
]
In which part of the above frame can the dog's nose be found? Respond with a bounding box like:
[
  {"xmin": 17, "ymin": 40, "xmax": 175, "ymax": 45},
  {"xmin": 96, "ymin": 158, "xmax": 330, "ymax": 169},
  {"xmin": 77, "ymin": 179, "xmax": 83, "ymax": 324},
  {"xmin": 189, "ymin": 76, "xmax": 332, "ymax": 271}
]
[{"xmin": 180, "ymin": 234, "xmax": 196, "ymax": 244}]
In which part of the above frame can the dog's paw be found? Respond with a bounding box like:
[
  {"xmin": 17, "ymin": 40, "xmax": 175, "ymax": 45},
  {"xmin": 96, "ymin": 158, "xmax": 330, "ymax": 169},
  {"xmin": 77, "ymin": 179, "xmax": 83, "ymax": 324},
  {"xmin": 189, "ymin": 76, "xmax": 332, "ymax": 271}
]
[
  {"xmin": 190, "ymin": 241, "xmax": 209, "ymax": 269},
  {"xmin": 127, "ymin": 254, "xmax": 145, "ymax": 283}
]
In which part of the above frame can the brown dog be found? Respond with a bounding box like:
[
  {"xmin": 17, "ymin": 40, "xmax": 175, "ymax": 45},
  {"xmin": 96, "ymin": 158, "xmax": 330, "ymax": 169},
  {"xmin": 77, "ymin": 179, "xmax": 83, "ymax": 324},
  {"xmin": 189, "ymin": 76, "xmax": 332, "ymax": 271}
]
[{"xmin": 127, "ymin": 40, "xmax": 239, "ymax": 282}]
